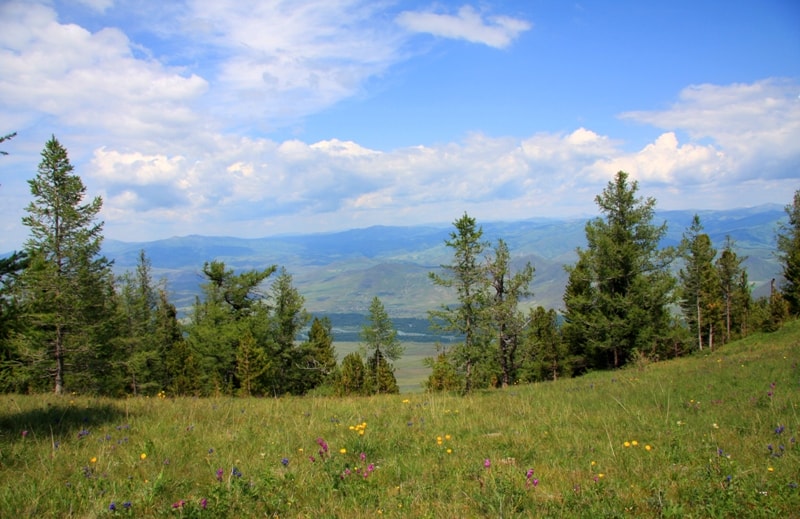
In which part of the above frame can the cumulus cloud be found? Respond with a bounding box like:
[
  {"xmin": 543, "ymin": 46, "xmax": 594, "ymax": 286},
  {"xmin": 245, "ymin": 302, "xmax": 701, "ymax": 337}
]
[
  {"xmin": 621, "ymin": 79, "xmax": 800, "ymax": 181},
  {"xmin": 0, "ymin": 2, "xmax": 208, "ymax": 146},
  {"xmin": 396, "ymin": 5, "xmax": 530, "ymax": 48}
]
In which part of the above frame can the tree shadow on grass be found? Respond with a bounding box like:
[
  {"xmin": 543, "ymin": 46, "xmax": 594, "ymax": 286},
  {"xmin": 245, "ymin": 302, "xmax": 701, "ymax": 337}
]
[{"xmin": 0, "ymin": 399, "xmax": 129, "ymax": 442}]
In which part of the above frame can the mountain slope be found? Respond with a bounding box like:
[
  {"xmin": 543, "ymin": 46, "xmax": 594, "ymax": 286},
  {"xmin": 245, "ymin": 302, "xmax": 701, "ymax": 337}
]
[{"xmin": 102, "ymin": 205, "xmax": 786, "ymax": 317}]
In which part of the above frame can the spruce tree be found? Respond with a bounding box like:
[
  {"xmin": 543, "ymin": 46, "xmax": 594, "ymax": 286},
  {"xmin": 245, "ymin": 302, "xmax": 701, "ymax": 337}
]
[
  {"xmin": 17, "ymin": 136, "xmax": 115, "ymax": 394},
  {"xmin": 361, "ymin": 296, "xmax": 403, "ymax": 394},
  {"xmin": 562, "ymin": 172, "xmax": 675, "ymax": 369}
]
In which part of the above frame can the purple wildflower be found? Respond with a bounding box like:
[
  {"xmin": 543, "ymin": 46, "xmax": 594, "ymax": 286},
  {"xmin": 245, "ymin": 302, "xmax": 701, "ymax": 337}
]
[
  {"xmin": 172, "ymin": 500, "xmax": 186, "ymax": 509},
  {"xmin": 281, "ymin": 457, "xmax": 289, "ymax": 467},
  {"xmin": 21, "ymin": 430, "xmax": 28, "ymax": 438},
  {"xmin": 109, "ymin": 502, "xmax": 116, "ymax": 511},
  {"xmin": 775, "ymin": 425, "xmax": 785, "ymax": 435},
  {"xmin": 200, "ymin": 498, "xmax": 207, "ymax": 509},
  {"xmin": 215, "ymin": 468, "xmax": 224, "ymax": 482},
  {"xmin": 483, "ymin": 459, "xmax": 491, "ymax": 469},
  {"xmin": 122, "ymin": 501, "xmax": 131, "ymax": 510}
]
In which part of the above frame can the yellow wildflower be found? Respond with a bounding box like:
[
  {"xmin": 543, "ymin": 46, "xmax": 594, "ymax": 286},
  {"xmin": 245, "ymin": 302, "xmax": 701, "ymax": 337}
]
[{"xmin": 140, "ymin": 453, "xmax": 147, "ymax": 460}]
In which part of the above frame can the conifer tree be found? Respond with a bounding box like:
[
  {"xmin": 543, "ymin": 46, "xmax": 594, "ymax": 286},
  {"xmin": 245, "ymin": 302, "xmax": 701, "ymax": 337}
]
[
  {"xmin": 715, "ymin": 236, "xmax": 749, "ymax": 343},
  {"xmin": 562, "ymin": 172, "xmax": 675, "ymax": 369},
  {"xmin": 679, "ymin": 215, "xmax": 721, "ymax": 351},
  {"xmin": 361, "ymin": 296, "xmax": 403, "ymax": 393},
  {"xmin": 777, "ymin": 189, "xmax": 800, "ymax": 316},
  {"xmin": 17, "ymin": 136, "xmax": 114, "ymax": 394},
  {"xmin": 485, "ymin": 239, "xmax": 533, "ymax": 387},
  {"xmin": 429, "ymin": 213, "xmax": 489, "ymax": 392}
]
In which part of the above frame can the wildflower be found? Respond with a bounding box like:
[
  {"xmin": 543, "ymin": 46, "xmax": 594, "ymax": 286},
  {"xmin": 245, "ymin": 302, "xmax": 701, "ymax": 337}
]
[
  {"xmin": 446, "ymin": 449, "xmax": 452, "ymax": 454},
  {"xmin": 309, "ymin": 456, "xmax": 316, "ymax": 463},
  {"xmin": 200, "ymin": 498, "xmax": 207, "ymax": 509},
  {"xmin": 232, "ymin": 466, "xmax": 242, "ymax": 478},
  {"xmin": 208, "ymin": 448, "xmax": 214, "ymax": 454},
  {"xmin": 90, "ymin": 457, "xmax": 97, "ymax": 464},
  {"xmin": 109, "ymin": 502, "xmax": 116, "ymax": 511},
  {"xmin": 645, "ymin": 445, "xmax": 652, "ymax": 451},
  {"xmin": 484, "ymin": 459, "xmax": 491, "ymax": 469},
  {"xmin": 122, "ymin": 502, "xmax": 131, "ymax": 510},
  {"xmin": 402, "ymin": 399, "xmax": 410, "ymax": 404},
  {"xmin": 140, "ymin": 453, "xmax": 147, "ymax": 460},
  {"xmin": 360, "ymin": 452, "xmax": 367, "ymax": 461},
  {"xmin": 768, "ymin": 467, "xmax": 774, "ymax": 472},
  {"xmin": 340, "ymin": 448, "xmax": 347, "ymax": 454},
  {"xmin": 591, "ymin": 460, "xmax": 596, "ymax": 467},
  {"xmin": 281, "ymin": 457, "xmax": 289, "ymax": 467},
  {"xmin": 775, "ymin": 425, "xmax": 785, "ymax": 435},
  {"xmin": 623, "ymin": 441, "xmax": 631, "ymax": 448},
  {"xmin": 172, "ymin": 500, "xmax": 186, "ymax": 509},
  {"xmin": 436, "ymin": 436, "xmax": 443, "ymax": 445},
  {"xmin": 215, "ymin": 468, "xmax": 224, "ymax": 482},
  {"xmin": 445, "ymin": 434, "xmax": 451, "ymax": 441},
  {"xmin": 631, "ymin": 440, "xmax": 639, "ymax": 447},
  {"xmin": 712, "ymin": 423, "xmax": 719, "ymax": 429},
  {"xmin": 21, "ymin": 430, "xmax": 28, "ymax": 438},
  {"xmin": 532, "ymin": 478, "xmax": 539, "ymax": 487}
]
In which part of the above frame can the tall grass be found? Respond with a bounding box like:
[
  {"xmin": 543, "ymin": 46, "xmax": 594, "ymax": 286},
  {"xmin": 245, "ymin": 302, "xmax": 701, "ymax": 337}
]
[{"xmin": 2, "ymin": 321, "xmax": 799, "ymax": 517}]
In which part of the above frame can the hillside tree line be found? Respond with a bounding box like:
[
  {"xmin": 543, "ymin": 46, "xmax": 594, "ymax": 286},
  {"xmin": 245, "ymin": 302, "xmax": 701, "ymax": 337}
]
[{"xmin": 1, "ymin": 138, "xmax": 798, "ymax": 396}]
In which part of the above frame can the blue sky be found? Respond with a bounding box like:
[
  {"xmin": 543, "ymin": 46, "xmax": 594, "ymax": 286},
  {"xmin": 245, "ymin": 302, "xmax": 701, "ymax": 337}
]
[{"xmin": 1, "ymin": 0, "xmax": 799, "ymax": 251}]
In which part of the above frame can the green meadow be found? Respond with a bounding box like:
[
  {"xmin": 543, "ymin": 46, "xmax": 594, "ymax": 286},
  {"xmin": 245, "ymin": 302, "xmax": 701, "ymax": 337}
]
[{"xmin": 2, "ymin": 321, "xmax": 799, "ymax": 518}]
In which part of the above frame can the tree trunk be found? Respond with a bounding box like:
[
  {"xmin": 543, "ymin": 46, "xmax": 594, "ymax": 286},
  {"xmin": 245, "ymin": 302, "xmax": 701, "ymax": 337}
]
[
  {"xmin": 696, "ymin": 299, "xmax": 703, "ymax": 351},
  {"xmin": 54, "ymin": 324, "xmax": 64, "ymax": 395}
]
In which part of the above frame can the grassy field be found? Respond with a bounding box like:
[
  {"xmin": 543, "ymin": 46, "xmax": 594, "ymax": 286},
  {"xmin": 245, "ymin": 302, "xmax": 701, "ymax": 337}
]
[{"xmin": 1, "ymin": 321, "xmax": 799, "ymax": 518}]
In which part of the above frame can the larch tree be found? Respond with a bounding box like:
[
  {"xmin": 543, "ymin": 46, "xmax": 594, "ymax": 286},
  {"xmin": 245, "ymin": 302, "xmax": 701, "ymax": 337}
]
[
  {"xmin": 679, "ymin": 215, "xmax": 721, "ymax": 351},
  {"xmin": 484, "ymin": 239, "xmax": 533, "ymax": 387},
  {"xmin": 777, "ymin": 188, "xmax": 800, "ymax": 316},
  {"xmin": 18, "ymin": 136, "xmax": 115, "ymax": 394},
  {"xmin": 562, "ymin": 171, "xmax": 675, "ymax": 369},
  {"xmin": 715, "ymin": 236, "xmax": 749, "ymax": 343},
  {"xmin": 428, "ymin": 213, "xmax": 490, "ymax": 392}
]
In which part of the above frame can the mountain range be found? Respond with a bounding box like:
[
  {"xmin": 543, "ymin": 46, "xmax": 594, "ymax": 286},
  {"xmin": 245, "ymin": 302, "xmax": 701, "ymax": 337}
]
[{"xmin": 100, "ymin": 205, "xmax": 787, "ymax": 320}]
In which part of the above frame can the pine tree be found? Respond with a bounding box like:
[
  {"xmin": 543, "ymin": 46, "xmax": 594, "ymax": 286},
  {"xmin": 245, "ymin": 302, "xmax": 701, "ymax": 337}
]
[
  {"xmin": 562, "ymin": 172, "xmax": 675, "ymax": 369},
  {"xmin": 429, "ymin": 213, "xmax": 489, "ymax": 392},
  {"xmin": 777, "ymin": 189, "xmax": 800, "ymax": 316},
  {"xmin": 679, "ymin": 215, "xmax": 721, "ymax": 351},
  {"xmin": 17, "ymin": 136, "xmax": 114, "ymax": 394}
]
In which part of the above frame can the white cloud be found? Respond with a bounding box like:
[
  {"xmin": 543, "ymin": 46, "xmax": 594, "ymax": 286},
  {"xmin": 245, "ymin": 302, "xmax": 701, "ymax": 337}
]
[
  {"xmin": 185, "ymin": 0, "xmax": 408, "ymax": 125},
  {"xmin": 0, "ymin": 1, "xmax": 207, "ymax": 146},
  {"xmin": 396, "ymin": 5, "xmax": 530, "ymax": 48},
  {"xmin": 621, "ymin": 78, "xmax": 800, "ymax": 181}
]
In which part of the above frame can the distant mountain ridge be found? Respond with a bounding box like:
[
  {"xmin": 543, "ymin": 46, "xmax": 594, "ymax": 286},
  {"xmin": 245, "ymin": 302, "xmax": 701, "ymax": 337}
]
[{"xmin": 101, "ymin": 205, "xmax": 787, "ymax": 317}]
